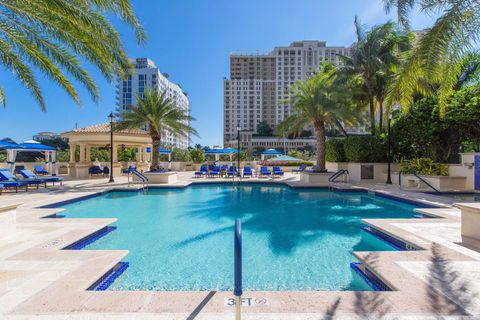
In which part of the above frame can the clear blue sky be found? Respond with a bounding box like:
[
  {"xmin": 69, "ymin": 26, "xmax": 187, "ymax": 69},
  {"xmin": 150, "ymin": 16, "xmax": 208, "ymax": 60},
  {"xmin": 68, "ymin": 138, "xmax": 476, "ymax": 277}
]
[{"xmin": 0, "ymin": 0, "xmax": 436, "ymax": 146}]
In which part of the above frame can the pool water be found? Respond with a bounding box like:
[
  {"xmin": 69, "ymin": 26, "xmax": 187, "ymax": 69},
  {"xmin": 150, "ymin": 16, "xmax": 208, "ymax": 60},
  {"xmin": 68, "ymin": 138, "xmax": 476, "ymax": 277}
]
[{"xmin": 60, "ymin": 184, "xmax": 419, "ymax": 291}]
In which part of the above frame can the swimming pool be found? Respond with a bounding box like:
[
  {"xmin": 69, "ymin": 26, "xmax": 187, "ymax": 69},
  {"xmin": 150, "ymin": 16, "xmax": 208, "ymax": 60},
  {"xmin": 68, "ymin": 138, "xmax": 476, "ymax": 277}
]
[{"xmin": 59, "ymin": 184, "xmax": 421, "ymax": 291}]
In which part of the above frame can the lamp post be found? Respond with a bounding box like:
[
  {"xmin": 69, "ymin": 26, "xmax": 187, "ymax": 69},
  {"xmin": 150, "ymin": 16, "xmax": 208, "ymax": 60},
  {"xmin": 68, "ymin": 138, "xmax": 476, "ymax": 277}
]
[
  {"xmin": 237, "ymin": 123, "xmax": 241, "ymax": 177},
  {"xmin": 386, "ymin": 113, "xmax": 393, "ymax": 185},
  {"xmin": 108, "ymin": 112, "xmax": 115, "ymax": 183}
]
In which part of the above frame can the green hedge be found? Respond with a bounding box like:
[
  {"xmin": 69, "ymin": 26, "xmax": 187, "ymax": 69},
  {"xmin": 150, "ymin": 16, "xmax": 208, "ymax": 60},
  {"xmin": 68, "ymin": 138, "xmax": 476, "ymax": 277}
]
[
  {"xmin": 400, "ymin": 158, "xmax": 449, "ymax": 176},
  {"xmin": 326, "ymin": 136, "xmax": 387, "ymax": 163},
  {"xmin": 326, "ymin": 139, "xmax": 346, "ymax": 162}
]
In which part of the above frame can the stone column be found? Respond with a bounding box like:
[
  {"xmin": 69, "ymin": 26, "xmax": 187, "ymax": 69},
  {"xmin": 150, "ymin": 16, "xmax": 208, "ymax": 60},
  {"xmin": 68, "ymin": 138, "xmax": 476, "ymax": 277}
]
[
  {"xmin": 79, "ymin": 144, "xmax": 85, "ymax": 163},
  {"xmin": 112, "ymin": 144, "xmax": 118, "ymax": 163},
  {"xmin": 85, "ymin": 145, "xmax": 91, "ymax": 163},
  {"xmin": 69, "ymin": 144, "xmax": 75, "ymax": 162}
]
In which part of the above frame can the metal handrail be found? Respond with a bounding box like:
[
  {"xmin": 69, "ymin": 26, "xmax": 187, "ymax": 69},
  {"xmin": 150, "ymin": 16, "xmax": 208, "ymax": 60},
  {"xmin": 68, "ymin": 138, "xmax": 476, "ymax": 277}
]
[
  {"xmin": 398, "ymin": 171, "xmax": 440, "ymax": 193},
  {"xmin": 131, "ymin": 169, "xmax": 149, "ymax": 190},
  {"xmin": 329, "ymin": 169, "xmax": 349, "ymax": 183},
  {"xmin": 234, "ymin": 219, "xmax": 242, "ymax": 320}
]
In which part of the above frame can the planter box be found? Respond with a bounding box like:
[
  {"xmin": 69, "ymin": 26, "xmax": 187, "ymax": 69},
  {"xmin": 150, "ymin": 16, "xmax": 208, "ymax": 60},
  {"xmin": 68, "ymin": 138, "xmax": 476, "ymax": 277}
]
[
  {"xmin": 455, "ymin": 203, "xmax": 480, "ymax": 248},
  {"xmin": 401, "ymin": 174, "xmax": 467, "ymax": 191},
  {"xmin": 300, "ymin": 172, "xmax": 334, "ymax": 185},
  {"xmin": 0, "ymin": 203, "xmax": 21, "ymax": 240},
  {"xmin": 137, "ymin": 172, "xmax": 178, "ymax": 184}
]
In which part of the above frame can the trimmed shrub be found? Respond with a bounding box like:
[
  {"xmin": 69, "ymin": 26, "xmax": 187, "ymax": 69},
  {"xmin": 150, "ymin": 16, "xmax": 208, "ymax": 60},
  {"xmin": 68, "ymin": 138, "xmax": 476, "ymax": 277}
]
[
  {"xmin": 400, "ymin": 158, "xmax": 449, "ymax": 176},
  {"xmin": 189, "ymin": 149, "xmax": 205, "ymax": 164},
  {"xmin": 326, "ymin": 138, "xmax": 346, "ymax": 162},
  {"xmin": 171, "ymin": 148, "xmax": 191, "ymax": 162},
  {"xmin": 344, "ymin": 136, "xmax": 387, "ymax": 163}
]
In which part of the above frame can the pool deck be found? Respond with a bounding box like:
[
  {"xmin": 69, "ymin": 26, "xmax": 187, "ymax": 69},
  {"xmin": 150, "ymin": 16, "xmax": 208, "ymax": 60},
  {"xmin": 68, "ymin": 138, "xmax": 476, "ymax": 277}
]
[{"xmin": 0, "ymin": 172, "xmax": 479, "ymax": 319}]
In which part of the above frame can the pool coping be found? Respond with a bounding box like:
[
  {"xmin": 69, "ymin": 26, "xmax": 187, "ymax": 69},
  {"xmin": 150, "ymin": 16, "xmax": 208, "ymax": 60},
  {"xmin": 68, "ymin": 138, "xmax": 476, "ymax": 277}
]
[{"xmin": 5, "ymin": 181, "xmax": 478, "ymax": 318}]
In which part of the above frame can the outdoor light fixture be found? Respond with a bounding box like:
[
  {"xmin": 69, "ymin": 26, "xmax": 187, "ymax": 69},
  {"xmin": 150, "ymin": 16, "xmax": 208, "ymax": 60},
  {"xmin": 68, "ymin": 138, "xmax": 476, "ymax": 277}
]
[
  {"xmin": 386, "ymin": 113, "xmax": 393, "ymax": 185},
  {"xmin": 108, "ymin": 112, "xmax": 115, "ymax": 183}
]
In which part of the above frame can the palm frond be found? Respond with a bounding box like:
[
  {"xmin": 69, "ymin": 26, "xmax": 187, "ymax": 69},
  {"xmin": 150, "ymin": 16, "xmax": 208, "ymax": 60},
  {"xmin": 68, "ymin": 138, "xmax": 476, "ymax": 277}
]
[{"xmin": 0, "ymin": 0, "xmax": 145, "ymax": 110}]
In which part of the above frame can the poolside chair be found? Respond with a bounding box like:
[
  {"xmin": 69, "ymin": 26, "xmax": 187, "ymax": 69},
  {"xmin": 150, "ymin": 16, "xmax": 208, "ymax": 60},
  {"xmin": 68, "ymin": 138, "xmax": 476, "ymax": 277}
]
[
  {"xmin": 272, "ymin": 166, "xmax": 284, "ymax": 177},
  {"xmin": 306, "ymin": 165, "xmax": 318, "ymax": 172},
  {"xmin": 19, "ymin": 169, "xmax": 63, "ymax": 186},
  {"xmin": 243, "ymin": 166, "xmax": 253, "ymax": 178},
  {"xmin": 209, "ymin": 166, "xmax": 221, "ymax": 177},
  {"xmin": 220, "ymin": 164, "xmax": 229, "ymax": 177},
  {"xmin": 226, "ymin": 166, "xmax": 238, "ymax": 177},
  {"xmin": 14, "ymin": 165, "xmax": 25, "ymax": 174},
  {"xmin": 259, "ymin": 166, "xmax": 272, "ymax": 177},
  {"xmin": 122, "ymin": 165, "xmax": 136, "ymax": 175},
  {"xmin": 0, "ymin": 169, "xmax": 33, "ymax": 191},
  {"xmin": 88, "ymin": 166, "xmax": 103, "ymax": 176},
  {"xmin": 103, "ymin": 166, "xmax": 110, "ymax": 176},
  {"xmin": 34, "ymin": 165, "xmax": 49, "ymax": 175},
  {"xmin": 194, "ymin": 165, "xmax": 208, "ymax": 177},
  {"xmin": 292, "ymin": 164, "xmax": 307, "ymax": 173}
]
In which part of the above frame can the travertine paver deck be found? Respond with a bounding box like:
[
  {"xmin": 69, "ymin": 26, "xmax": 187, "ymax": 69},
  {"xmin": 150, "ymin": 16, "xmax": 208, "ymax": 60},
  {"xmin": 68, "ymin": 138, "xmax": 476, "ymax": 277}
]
[{"xmin": 0, "ymin": 173, "xmax": 479, "ymax": 319}]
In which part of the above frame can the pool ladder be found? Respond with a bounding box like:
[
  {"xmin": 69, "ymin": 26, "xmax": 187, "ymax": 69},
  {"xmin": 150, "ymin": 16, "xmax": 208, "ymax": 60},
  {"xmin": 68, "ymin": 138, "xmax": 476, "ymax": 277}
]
[
  {"xmin": 128, "ymin": 169, "xmax": 149, "ymax": 191},
  {"xmin": 328, "ymin": 169, "xmax": 349, "ymax": 191}
]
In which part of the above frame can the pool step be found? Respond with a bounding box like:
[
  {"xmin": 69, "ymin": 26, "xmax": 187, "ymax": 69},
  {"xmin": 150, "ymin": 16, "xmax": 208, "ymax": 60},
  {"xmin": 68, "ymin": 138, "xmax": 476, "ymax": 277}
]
[
  {"xmin": 350, "ymin": 262, "xmax": 391, "ymax": 291},
  {"xmin": 62, "ymin": 226, "xmax": 117, "ymax": 250},
  {"xmin": 361, "ymin": 225, "xmax": 420, "ymax": 251},
  {"xmin": 87, "ymin": 262, "xmax": 129, "ymax": 291}
]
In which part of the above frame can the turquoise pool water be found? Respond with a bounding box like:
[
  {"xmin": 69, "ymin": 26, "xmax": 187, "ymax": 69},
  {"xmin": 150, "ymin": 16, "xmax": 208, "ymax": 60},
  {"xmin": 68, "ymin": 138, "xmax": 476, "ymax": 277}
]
[{"xmin": 60, "ymin": 184, "xmax": 419, "ymax": 291}]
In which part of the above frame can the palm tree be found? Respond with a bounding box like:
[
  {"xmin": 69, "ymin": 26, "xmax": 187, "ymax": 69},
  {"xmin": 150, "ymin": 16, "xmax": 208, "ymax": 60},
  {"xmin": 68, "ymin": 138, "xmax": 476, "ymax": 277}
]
[
  {"xmin": 115, "ymin": 89, "xmax": 197, "ymax": 171},
  {"xmin": 339, "ymin": 18, "xmax": 410, "ymax": 135},
  {"xmin": 384, "ymin": 0, "xmax": 480, "ymax": 114},
  {"xmin": 277, "ymin": 64, "xmax": 363, "ymax": 172},
  {"xmin": 0, "ymin": 0, "xmax": 146, "ymax": 110}
]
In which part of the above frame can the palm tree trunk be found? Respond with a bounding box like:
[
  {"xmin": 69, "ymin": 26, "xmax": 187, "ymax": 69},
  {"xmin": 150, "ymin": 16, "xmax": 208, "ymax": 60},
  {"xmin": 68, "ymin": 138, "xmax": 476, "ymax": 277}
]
[
  {"xmin": 314, "ymin": 119, "xmax": 326, "ymax": 172},
  {"xmin": 369, "ymin": 98, "xmax": 376, "ymax": 136},
  {"xmin": 378, "ymin": 99, "xmax": 384, "ymax": 132},
  {"xmin": 150, "ymin": 129, "xmax": 161, "ymax": 171}
]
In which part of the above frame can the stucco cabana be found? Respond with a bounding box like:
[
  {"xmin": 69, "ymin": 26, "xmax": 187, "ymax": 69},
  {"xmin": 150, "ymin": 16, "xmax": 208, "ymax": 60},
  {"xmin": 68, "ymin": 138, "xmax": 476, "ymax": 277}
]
[{"xmin": 62, "ymin": 123, "xmax": 154, "ymax": 179}]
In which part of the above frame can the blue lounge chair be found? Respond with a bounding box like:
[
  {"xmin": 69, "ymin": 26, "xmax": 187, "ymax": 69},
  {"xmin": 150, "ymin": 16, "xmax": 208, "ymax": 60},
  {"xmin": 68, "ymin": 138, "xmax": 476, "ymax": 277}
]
[
  {"xmin": 292, "ymin": 164, "xmax": 307, "ymax": 173},
  {"xmin": 227, "ymin": 166, "xmax": 238, "ymax": 177},
  {"xmin": 34, "ymin": 165, "xmax": 49, "ymax": 175},
  {"xmin": 89, "ymin": 166, "xmax": 103, "ymax": 176},
  {"xmin": 20, "ymin": 170, "xmax": 63, "ymax": 186},
  {"xmin": 195, "ymin": 165, "xmax": 208, "ymax": 177},
  {"xmin": 259, "ymin": 166, "xmax": 272, "ymax": 177},
  {"xmin": 220, "ymin": 164, "xmax": 229, "ymax": 176},
  {"xmin": 122, "ymin": 165, "xmax": 136, "ymax": 174},
  {"xmin": 103, "ymin": 166, "xmax": 110, "ymax": 175},
  {"xmin": 209, "ymin": 166, "xmax": 221, "ymax": 177},
  {"xmin": 0, "ymin": 169, "xmax": 34, "ymax": 191},
  {"xmin": 243, "ymin": 166, "xmax": 253, "ymax": 178},
  {"xmin": 306, "ymin": 165, "xmax": 318, "ymax": 172},
  {"xmin": 272, "ymin": 166, "xmax": 284, "ymax": 177},
  {"xmin": 14, "ymin": 165, "xmax": 25, "ymax": 174}
]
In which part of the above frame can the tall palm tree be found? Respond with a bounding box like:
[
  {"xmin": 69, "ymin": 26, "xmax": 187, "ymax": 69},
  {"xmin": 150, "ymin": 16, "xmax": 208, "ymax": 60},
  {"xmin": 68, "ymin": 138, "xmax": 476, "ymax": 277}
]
[
  {"xmin": 339, "ymin": 18, "xmax": 410, "ymax": 135},
  {"xmin": 0, "ymin": 0, "xmax": 146, "ymax": 110},
  {"xmin": 115, "ymin": 89, "xmax": 197, "ymax": 171},
  {"xmin": 277, "ymin": 64, "xmax": 363, "ymax": 172},
  {"xmin": 384, "ymin": 0, "xmax": 480, "ymax": 114}
]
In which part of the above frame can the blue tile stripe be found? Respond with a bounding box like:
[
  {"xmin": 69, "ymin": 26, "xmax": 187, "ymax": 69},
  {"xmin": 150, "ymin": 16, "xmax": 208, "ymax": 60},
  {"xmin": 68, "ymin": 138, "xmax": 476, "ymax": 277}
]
[
  {"xmin": 63, "ymin": 226, "xmax": 116, "ymax": 250},
  {"xmin": 361, "ymin": 225, "xmax": 419, "ymax": 251},
  {"xmin": 87, "ymin": 262, "xmax": 129, "ymax": 291},
  {"xmin": 350, "ymin": 262, "xmax": 391, "ymax": 291}
]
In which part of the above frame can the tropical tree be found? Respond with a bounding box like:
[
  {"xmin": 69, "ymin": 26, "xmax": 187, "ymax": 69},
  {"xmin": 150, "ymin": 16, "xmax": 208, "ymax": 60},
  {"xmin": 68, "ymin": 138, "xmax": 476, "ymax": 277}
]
[
  {"xmin": 384, "ymin": 0, "xmax": 480, "ymax": 114},
  {"xmin": 339, "ymin": 18, "xmax": 410, "ymax": 134},
  {"xmin": 115, "ymin": 89, "xmax": 197, "ymax": 171},
  {"xmin": 0, "ymin": 0, "xmax": 145, "ymax": 110},
  {"xmin": 277, "ymin": 63, "xmax": 363, "ymax": 172}
]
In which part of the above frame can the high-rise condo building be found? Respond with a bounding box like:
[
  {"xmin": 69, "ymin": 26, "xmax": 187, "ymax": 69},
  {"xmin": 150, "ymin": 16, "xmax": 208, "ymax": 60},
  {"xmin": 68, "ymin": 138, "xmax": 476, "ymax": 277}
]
[
  {"xmin": 223, "ymin": 41, "xmax": 360, "ymax": 149},
  {"xmin": 116, "ymin": 58, "xmax": 190, "ymax": 149}
]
